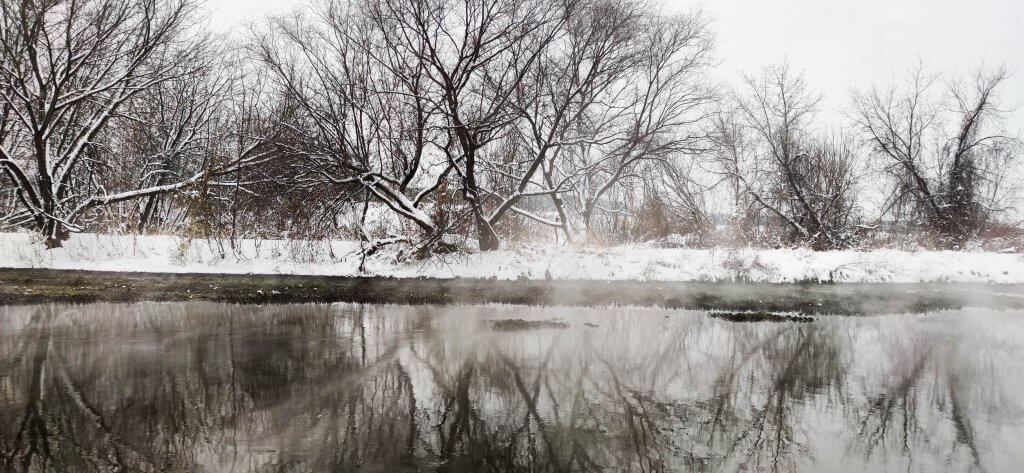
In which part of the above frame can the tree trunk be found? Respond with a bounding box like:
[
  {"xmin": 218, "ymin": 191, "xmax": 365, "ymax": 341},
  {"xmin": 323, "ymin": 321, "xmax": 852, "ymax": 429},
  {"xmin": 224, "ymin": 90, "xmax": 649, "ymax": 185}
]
[
  {"xmin": 582, "ymin": 199, "xmax": 596, "ymax": 236},
  {"xmin": 476, "ymin": 215, "xmax": 500, "ymax": 251},
  {"xmin": 42, "ymin": 219, "xmax": 69, "ymax": 249},
  {"xmin": 459, "ymin": 141, "xmax": 501, "ymax": 251}
]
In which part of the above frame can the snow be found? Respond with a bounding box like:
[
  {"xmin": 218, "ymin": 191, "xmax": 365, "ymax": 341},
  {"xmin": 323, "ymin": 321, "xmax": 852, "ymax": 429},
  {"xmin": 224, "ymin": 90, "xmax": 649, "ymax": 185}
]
[{"xmin": 1, "ymin": 232, "xmax": 1022, "ymax": 283}]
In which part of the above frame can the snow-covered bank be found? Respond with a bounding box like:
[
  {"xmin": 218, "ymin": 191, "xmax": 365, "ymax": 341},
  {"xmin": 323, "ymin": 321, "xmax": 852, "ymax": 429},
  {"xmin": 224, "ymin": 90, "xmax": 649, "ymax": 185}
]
[{"xmin": 1, "ymin": 232, "xmax": 1021, "ymax": 284}]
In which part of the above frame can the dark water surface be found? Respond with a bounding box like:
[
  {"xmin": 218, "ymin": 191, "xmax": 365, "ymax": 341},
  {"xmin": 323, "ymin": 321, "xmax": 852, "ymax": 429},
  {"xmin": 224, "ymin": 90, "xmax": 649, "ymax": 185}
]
[{"xmin": 1, "ymin": 303, "xmax": 1022, "ymax": 472}]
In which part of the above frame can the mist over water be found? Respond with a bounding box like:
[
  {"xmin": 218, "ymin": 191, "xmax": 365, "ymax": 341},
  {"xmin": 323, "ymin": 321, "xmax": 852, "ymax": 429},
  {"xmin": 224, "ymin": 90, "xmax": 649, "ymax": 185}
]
[{"xmin": 1, "ymin": 302, "xmax": 1022, "ymax": 472}]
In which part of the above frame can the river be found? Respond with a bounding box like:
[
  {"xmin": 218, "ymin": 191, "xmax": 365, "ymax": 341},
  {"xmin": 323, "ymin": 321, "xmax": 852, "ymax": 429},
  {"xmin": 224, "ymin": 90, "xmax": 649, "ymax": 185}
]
[{"xmin": 1, "ymin": 302, "xmax": 1022, "ymax": 472}]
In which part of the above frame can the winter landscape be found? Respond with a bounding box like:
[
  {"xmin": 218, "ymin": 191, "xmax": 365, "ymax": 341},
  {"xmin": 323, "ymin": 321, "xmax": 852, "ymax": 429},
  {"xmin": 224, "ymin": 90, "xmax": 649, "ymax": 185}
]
[{"xmin": 1, "ymin": 0, "xmax": 1023, "ymax": 471}]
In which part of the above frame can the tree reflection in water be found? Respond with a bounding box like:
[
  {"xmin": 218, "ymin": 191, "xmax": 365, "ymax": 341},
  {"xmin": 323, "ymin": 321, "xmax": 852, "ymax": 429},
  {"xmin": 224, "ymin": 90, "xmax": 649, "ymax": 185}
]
[{"xmin": 0, "ymin": 303, "xmax": 1022, "ymax": 472}]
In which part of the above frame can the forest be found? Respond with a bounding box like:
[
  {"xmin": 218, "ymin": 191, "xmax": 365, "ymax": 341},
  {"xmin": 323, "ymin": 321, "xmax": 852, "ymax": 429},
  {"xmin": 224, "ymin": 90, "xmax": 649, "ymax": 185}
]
[{"xmin": 2, "ymin": 0, "xmax": 1021, "ymax": 253}]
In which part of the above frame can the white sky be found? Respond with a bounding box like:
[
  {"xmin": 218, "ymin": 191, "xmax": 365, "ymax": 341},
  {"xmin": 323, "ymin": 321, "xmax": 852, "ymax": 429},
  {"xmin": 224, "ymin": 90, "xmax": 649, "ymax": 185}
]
[
  {"xmin": 207, "ymin": 0, "xmax": 1024, "ymax": 133},
  {"xmin": 701, "ymin": 0, "xmax": 1024, "ymax": 132}
]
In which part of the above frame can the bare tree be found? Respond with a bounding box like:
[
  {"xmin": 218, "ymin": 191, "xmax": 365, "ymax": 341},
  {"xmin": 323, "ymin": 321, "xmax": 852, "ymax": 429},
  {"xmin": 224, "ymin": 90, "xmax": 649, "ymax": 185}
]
[
  {"xmin": 0, "ymin": 0, "xmax": 265, "ymax": 247},
  {"xmin": 653, "ymin": 157, "xmax": 713, "ymax": 239},
  {"xmin": 477, "ymin": 0, "xmax": 649, "ymax": 242},
  {"xmin": 367, "ymin": 0, "xmax": 567, "ymax": 250},
  {"xmin": 252, "ymin": 4, "xmax": 443, "ymax": 249},
  {"xmin": 851, "ymin": 63, "xmax": 1020, "ymax": 247},
  {"xmin": 496, "ymin": 2, "xmax": 716, "ymax": 242},
  {"xmin": 253, "ymin": 0, "xmax": 561, "ymax": 252},
  {"xmin": 567, "ymin": 11, "xmax": 716, "ymax": 237},
  {"xmin": 718, "ymin": 63, "xmax": 860, "ymax": 249},
  {"xmin": 253, "ymin": 0, "xmax": 716, "ymax": 252},
  {"xmin": 119, "ymin": 58, "xmax": 232, "ymax": 233}
]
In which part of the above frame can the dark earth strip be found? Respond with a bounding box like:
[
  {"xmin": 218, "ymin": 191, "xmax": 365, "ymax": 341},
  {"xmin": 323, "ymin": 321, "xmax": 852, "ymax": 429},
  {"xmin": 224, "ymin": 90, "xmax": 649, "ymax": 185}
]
[
  {"xmin": 709, "ymin": 311, "xmax": 816, "ymax": 322},
  {"xmin": 1, "ymin": 267, "xmax": 1023, "ymax": 315},
  {"xmin": 488, "ymin": 318, "xmax": 571, "ymax": 331}
]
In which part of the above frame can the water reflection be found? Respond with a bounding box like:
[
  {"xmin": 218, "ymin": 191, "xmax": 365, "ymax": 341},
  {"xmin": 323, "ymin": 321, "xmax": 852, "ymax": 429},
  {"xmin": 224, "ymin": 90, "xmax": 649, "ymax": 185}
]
[{"xmin": 0, "ymin": 303, "xmax": 1022, "ymax": 472}]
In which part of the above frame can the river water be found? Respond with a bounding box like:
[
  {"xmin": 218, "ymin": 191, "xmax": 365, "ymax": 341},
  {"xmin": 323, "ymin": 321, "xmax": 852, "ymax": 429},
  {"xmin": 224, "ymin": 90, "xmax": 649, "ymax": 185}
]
[{"xmin": 1, "ymin": 302, "xmax": 1022, "ymax": 472}]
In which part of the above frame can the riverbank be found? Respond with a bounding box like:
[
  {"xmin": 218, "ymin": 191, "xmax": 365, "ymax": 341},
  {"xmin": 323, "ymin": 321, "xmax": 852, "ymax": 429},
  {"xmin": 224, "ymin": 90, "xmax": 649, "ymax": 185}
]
[
  {"xmin": 1, "ymin": 232, "xmax": 1022, "ymax": 284},
  {"xmin": 3, "ymin": 267, "xmax": 1023, "ymax": 314}
]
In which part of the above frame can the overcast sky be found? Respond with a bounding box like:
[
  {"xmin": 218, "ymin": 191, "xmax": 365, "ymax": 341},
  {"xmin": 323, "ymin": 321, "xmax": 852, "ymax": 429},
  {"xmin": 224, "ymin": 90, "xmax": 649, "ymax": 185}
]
[{"xmin": 208, "ymin": 0, "xmax": 1024, "ymax": 133}]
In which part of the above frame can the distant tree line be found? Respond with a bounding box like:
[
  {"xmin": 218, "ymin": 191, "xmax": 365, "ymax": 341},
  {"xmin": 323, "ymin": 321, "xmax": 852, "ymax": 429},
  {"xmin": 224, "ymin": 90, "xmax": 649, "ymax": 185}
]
[{"xmin": 1, "ymin": 0, "xmax": 1020, "ymax": 250}]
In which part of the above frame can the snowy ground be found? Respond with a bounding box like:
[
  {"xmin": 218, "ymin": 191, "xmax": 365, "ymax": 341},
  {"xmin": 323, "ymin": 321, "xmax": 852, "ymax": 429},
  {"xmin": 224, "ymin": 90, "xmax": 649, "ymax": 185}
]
[{"xmin": 1, "ymin": 232, "xmax": 1021, "ymax": 283}]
